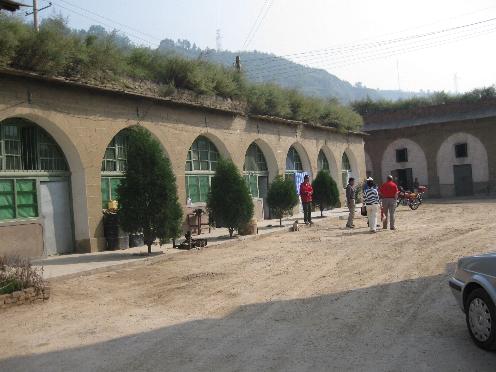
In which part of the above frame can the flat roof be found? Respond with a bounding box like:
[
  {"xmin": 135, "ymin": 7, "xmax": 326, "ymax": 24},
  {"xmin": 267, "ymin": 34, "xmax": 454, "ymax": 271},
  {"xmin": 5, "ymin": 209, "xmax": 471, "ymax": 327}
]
[
  {"xmin": 0, "ymin": 67, "xmax": 366, "ymax": 137},
  {"xmin": 363, "ymin": 100, "xmax": 496, "ymax": 132}
]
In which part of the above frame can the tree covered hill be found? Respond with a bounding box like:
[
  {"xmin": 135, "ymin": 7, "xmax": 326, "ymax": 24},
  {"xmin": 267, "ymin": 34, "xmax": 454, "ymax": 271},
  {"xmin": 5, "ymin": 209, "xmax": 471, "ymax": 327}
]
[{"xmin": 157, "ymin": 39, "xmax": 420, "ymax": 103}]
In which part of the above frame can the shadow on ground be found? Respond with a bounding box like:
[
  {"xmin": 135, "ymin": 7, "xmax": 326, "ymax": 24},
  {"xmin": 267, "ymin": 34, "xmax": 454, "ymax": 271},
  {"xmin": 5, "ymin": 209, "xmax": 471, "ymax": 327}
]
[{"xmin": 2, "ymin": 273, "xmax": 496, "ymax": 372}]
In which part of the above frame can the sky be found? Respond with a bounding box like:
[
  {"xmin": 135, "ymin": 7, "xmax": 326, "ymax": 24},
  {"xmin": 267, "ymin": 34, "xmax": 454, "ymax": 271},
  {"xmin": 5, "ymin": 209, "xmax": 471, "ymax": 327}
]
[{"xmin": 35, "ymin": 0, "xmax": 496, "ymax": 94}]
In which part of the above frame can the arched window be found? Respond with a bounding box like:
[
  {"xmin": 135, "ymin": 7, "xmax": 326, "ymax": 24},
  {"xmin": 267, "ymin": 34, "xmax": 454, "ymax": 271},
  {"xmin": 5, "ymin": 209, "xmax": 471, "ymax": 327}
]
[
  {"xmin": 318, "ymin": 150, "xmax": 330, "ymax": 172},
  {"xmin": 185, "ymin": 136, "xmax": 220, "ymax": 203},
  {"xmin": 101, "ymin": 129, "xmax": 130, "ymax": 209},
  {"xmin": 243, "ymin": 143, "xmax": 268, "ymax": 197},
  {"xmin": 286, "ymin": 146, "xmax": 303, "ymax": 173},
  {"xmin": 341, "ymin": 152, "xmax": 352, "ymax": 187},
  {"xmin": 0, "ymin": 118, "xmax": 68, "ymax": 221}
]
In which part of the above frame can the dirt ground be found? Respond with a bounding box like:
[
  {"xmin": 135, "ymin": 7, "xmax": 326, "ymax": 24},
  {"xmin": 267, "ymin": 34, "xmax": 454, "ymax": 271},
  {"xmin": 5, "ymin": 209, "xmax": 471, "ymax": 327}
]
[{"xmin": 2, "ymin": 200, "xmax": 496, "ymax": 371}]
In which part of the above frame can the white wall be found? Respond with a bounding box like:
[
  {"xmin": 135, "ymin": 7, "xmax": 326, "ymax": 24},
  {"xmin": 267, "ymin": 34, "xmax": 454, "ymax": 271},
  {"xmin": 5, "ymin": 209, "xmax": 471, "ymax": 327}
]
[
  {"xmin": 436, "ymin": 132, "xmax": 488, "ymax": 184},
  {"xmin": 381, "ymin": 138, "xmax": 428, "ymax": 184}
]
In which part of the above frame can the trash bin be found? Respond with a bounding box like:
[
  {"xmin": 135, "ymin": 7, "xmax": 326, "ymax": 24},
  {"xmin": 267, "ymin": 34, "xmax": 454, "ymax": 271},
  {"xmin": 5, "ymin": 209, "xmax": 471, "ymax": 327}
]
[
  {"xmin": 103, "ymin": 212, "xmax": 129, "ymax": 250},
  {"xmin": 129, "ymin": 233, "xmax": 144, "ymax": 248}
]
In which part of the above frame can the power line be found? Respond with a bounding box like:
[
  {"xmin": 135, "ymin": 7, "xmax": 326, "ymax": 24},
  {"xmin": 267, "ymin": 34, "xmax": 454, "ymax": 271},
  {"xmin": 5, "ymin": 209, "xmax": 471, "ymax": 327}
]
[
  {"xmin": 244, "ymin": 19, "xmax": 496, "ymax": 77},
  {"xmin": 246, "ymin": 27, "xmax": 496, "ymax": 81},
  {"xmin": 244, "ymin": 0, "xmax": 274, "ymax": 49},
  {"xmin": 244, "ymin": 14, "xmax": 496, "ymax": 63},
  {"xmin": 50, "ymin": 0, "xmax": 161, "ymax": 47},
  {"xmin": 245, "ymin": 25, "xmax": 496, "ymax": 81},
  {"xmin": 242, "ymin": 0, "xmax": 273, "ymax": 50},
  {"xmin": 242, "ymin": 0, "xmax": 269, "ymax": 49}
]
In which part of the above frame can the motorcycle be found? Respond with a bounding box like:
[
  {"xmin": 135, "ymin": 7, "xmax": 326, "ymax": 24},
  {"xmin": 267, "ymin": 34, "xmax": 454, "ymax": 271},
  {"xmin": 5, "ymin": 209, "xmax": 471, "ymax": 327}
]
[{"xmin": 396, "ymin": 186, "xmax": 427, "ymax": 210}]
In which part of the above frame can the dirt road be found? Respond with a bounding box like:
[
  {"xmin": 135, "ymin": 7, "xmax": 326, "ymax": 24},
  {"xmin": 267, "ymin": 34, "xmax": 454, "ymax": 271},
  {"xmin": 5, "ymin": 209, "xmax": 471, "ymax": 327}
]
[{"xmin": 2, "ymin": 200, "xmax": 496, "ymax": 371}]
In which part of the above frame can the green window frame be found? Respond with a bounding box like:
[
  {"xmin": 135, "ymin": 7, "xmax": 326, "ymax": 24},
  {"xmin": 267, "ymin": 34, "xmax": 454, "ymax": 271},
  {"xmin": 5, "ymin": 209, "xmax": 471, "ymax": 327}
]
[
  {"xmin": 185, "ymin": 136, "xmax": 219, "ymax": 172},
  {"xmin": 243, "ymin": 174, "xmax": 259, "ymax": 197},
  {"xmin": 101, "ymin": 131, "xmax": 129, "ymax": 173},
  {"xmin": 318, "ymin": 150, "xmax": 330, "ymax": 172},
  {"xmin": 0, "ymin": 119, "xmax": 68, "ymax": 172},
  {"xmin": 101, "ymin": 177, "xmax": 124, "ymax": 209},
  {"xmin": 286, "ymin": 146, "xmax": 303, "ymax": 172},
  {"xmin": 244, "ymin": 143, "xmax": 268, "ymax": 172},
  {"xmin": 186, "ymin": 175, "xmax": 211, "ymax": 203},
  {"xmin": 185, "ymin": 137, "xmax": 220, "ymax": 203},
  {"xmin": 341, "ymin": 153, "xmax": 352, "ymax": 188},
  {"xmin": 0, "ymin": 179, "xmax": 38, "ymax": 221}
]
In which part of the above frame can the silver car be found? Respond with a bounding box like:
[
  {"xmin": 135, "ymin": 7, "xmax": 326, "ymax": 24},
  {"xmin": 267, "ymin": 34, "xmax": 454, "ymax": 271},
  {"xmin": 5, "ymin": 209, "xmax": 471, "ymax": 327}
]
[{"xmin": 450, "ymin": 253, "xmax": 496, "ymax": 350}]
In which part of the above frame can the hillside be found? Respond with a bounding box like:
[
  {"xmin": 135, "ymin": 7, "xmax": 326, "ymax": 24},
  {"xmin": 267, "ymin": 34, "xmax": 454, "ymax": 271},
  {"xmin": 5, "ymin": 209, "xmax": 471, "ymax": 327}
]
[
  {"xmin": 0, "ymin": 17, "xmax": 362, "ymax": 131},
  {"xmin": 158, "ymin": 39, "xmax": 420, "ymax": 103}
]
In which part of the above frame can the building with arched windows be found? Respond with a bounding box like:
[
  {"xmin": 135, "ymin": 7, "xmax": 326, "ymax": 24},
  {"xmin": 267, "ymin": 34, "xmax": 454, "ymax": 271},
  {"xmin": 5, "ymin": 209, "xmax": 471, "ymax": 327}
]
[
  {"xmin": 363, "ymin": 99, "xmax": 496, "ymax": 197},
  {"xmin": 0, "ymin": 69, "xmax": 365, "ymax": 257}
]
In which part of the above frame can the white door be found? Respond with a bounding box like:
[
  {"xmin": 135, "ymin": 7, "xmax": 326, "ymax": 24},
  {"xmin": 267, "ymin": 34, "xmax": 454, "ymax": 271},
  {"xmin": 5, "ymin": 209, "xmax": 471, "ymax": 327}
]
[{"xmin": 40, "ymin": 181, "xmax": 73, "ymax": 255}]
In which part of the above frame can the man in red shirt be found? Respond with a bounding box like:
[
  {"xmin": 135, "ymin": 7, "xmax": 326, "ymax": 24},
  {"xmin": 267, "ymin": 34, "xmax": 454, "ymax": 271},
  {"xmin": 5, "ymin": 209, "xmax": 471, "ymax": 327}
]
[
  {"xmin": 299, "ymin": 175, "xmax": 313, "ymax": 225},
  {"xmin": 379, "ymin": 175, "xmax": 399, "ymax": 230}
]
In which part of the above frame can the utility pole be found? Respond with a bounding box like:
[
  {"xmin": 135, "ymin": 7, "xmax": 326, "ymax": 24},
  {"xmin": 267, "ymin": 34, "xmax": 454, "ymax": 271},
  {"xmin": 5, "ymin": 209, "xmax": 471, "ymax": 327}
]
[
  {"xmin": 32, "ymin": 0, "xmax": 38, "ymax": 31},
  {"xmin": 26, "ymin": 1, "xmax": 52, "ymax": 32},
  {"xmin": 454, "ymin": 73, "xmax": 459, "ymax": 94},
  {"xmin": 234, "ymin": 56, "xmax": 241, "ymax": 73},
  {"xmin": 396, "ymin": 60, "xmax": 401, "ymax": 91}
]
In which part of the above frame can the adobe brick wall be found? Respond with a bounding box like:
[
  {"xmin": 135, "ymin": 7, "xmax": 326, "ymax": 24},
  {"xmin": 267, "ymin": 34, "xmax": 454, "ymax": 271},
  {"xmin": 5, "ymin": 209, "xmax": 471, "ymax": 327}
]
[
  {"xmin": 0, "ymin": 72, "xmax": 366, "ymax": 256},
  {"xmin": 364, "ymin": 117, "xmax": 496, "ymax": 197}
]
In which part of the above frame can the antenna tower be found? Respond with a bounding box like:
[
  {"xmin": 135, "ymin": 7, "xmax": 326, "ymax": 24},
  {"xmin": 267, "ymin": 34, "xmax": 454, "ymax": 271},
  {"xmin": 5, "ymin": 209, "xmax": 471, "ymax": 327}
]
[{"xmin": 216, "ymin": 29, "xmax": 222, "ymax": 51}]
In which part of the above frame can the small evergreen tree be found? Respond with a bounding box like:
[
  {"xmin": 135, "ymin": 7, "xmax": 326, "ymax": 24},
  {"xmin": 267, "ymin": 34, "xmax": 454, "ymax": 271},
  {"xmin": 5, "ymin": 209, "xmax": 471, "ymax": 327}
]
[
  {"xmin": 312, "ymin": 170, "xmax": 340, "ymax": 217},
  {"xmin": 267, "ymin": 175, "xmax": 299, "ymax": 226},
  {"xmin": 117, "ymin": 127, "xmax": 182, "ymax": 254},
  {"xmin": 207, "ymin": 158, "xmax": 254, "ymax": 238}
]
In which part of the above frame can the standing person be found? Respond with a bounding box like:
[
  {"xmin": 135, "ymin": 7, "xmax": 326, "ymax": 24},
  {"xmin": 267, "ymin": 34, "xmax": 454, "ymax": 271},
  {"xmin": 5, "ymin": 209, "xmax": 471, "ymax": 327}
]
[
  {"xmin": 379, "ymin": 175, "xmax": 399, "ymax": 230},
  {"xmin": 364, "ymin": 177, "xmax": 380, "ymax": 233},
  {"xmin": 345, "ymin": 177, "xmax": 356, "ymax": 228},
  {"xmin": 299, "ymin": 175, "xmax": 313, "ymax": 225}
]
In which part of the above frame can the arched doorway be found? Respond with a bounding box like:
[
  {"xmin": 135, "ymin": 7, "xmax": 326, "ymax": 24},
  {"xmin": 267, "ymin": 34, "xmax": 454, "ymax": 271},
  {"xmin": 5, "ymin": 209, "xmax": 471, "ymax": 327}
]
[
  {"xmin": 0, "ymin": 117, "xmax": 72, "ymax": 255},
  {"xmin": 185, "ymin": 135, "xmax": 220, "ymax": 204},
  {"xmin": 244, "ymin": 142, "xmax": 269, "ymax": 219},
  {"xmin": 436, "ymin": 132, "xmax": 488, "ymax": 197},
  {"xmin": 381, "ymin": 138, "xmax": 428, "ymax": 191}
]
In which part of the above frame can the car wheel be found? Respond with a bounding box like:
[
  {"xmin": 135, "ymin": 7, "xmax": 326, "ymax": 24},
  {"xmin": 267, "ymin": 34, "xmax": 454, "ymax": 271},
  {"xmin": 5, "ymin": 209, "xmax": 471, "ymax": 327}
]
[{"xmin": 466, "ymin": 288, "xmax": 496, "ymax": 350}]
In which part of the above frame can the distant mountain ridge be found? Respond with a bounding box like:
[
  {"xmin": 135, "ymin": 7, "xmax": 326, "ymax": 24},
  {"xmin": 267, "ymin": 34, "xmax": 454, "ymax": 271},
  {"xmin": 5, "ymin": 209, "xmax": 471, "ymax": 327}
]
[{"xmin": 157, "ymin": 38, "xmax": 422, "ymax": 103}]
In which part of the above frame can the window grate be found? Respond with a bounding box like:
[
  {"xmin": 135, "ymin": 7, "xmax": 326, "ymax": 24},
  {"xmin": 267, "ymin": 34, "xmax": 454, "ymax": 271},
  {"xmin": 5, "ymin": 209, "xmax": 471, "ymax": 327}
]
[
  {"xmin": 318, "ymin": 150, "xmax": 330, "ymax": 172},
  {"xmin": 396, "ymin": 148, "xmax": 408, "ymax": 163},
  {"xmin": 185, "ymin": 136, "xmax": 220, "ymax": 203},
  {"xmin": 244, "ymin": 143, "xmax": 268, "ymax": 172},
  {"xmin": 101, "ymin": 131, "xmax": 129, "ymax": 173},
  {"xmin": 455, "ymin": 143, "xmax": 468, "ymax": 158},
  {"xmin": 0, "ymin": 120, "xmax": 68, "ymax": 173},
  {"xmin": 286, "ymin": 146, "xmax": 303, "ymax": 172}
]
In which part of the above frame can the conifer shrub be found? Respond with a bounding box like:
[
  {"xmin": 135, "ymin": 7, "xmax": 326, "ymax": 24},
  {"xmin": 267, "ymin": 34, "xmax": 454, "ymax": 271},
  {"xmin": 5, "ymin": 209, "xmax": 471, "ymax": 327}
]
[
  {"xmin": 267, "ymin": 175, "xmax": 299, "ymax": 226},
  {"xmin": 207, "ymin": 159, "xmax": 254, "ymax": 238},
  {"xmin": 312, "ymin": 170, "xmax": 340, "ymax": 217},
  {"xmin": 117, "ymin": 127, "xmax": 182, "ymax": 254}
]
